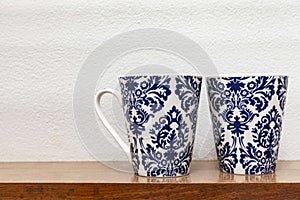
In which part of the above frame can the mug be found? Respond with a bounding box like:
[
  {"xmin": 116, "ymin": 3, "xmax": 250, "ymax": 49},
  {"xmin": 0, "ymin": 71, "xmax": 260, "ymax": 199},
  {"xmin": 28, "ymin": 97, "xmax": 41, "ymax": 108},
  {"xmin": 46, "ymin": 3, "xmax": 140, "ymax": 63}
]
[
  {"xmin": 95, "ymin": 75, "xmax": 202, "ymax": 177},
  {"xmin": 206, "ymin": 75, "xmax": 288, "ymax": 175}
]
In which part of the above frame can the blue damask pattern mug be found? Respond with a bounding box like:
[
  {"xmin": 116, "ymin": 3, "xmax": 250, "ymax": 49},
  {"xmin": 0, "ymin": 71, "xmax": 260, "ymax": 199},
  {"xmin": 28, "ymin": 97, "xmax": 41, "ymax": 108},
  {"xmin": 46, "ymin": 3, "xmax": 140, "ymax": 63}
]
[
  {"xmin": 206, "ymin": 75, "xmax": 288, "ymax": 175},
  {"xmin": 95, "ymin": 75, "xmax": 202, "ymax": 177}
]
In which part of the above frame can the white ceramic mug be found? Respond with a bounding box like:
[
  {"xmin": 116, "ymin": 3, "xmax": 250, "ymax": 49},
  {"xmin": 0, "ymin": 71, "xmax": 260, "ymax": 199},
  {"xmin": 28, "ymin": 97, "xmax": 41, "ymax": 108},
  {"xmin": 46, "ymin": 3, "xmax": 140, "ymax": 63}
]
[
  {"xmin": 95, "ymin": 75, "xmax": 202, "ymax": 177},
  {"xmin": 206, "ymin": 75, "xmax": 288, "ymax": 175}
]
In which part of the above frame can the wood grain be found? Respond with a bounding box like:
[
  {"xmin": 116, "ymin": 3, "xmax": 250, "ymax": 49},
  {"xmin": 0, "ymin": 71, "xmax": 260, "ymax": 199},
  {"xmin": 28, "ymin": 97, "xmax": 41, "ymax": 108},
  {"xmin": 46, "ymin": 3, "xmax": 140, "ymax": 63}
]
[{"xmin": 0, "ymin": 161, "xmax": 299, "ymax": 199}]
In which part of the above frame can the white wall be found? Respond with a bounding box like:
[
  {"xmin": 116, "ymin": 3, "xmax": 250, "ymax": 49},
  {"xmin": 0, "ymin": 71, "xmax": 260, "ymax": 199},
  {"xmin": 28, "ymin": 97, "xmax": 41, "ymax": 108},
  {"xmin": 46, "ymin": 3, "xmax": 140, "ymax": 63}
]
[{"xmin": 0, "ymin": 0, "xmax": 299, "ymax": 161}]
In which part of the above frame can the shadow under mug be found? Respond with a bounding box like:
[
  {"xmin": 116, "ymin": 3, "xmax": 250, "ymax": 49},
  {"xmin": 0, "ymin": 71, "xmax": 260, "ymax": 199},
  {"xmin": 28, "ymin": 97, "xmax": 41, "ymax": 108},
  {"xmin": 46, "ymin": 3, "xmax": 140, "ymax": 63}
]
[
  {"xmin": 206, "ymin": 75, "xmax": 288, "ymax": 175},
  {"xmin": 95, "ymin": 75, "xmax": 202, "ymax": 177}
]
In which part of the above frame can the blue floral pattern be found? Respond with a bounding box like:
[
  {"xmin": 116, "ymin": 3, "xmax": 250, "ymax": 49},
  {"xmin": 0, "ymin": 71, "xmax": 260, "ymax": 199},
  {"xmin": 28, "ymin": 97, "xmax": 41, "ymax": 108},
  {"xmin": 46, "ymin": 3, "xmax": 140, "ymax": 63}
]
[
  {"xmin": 120, "ymin": 75, "xmax": 171, "ymax": 174},
  {"xmin": 175, "ymin": 76, "xmax": 202, "ymax": 135},
  {"xmin": 207, "ymin": 75, "xmax": 288, "ymax": 174},
  {"xmin": 119, "ymin": 75, "xmax": 202, "ymax": 177},
  {"xmin": 240, "ymin": 106, "xmax": 282, "ymax": 174},
  {"xmin": 142, "ymin": 106, "xmax": 192, "ymax": 176},
  {"xmin": 277, "ymin": 76, "xmax": 288, "ymax": 111}
]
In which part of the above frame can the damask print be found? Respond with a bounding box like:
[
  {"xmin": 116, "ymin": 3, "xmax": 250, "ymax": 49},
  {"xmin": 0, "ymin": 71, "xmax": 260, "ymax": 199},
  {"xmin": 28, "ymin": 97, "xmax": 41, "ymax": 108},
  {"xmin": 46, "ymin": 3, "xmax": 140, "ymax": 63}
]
[
  {"xmin": 277, "ymin": 76, "xmax": 288, "ymax": 111},
  {"xmin": 252, "ymin": 106, "xmax": 282, "ymax": 149},
  {"xmin": 211, "ymin": 110, "xmax": 239, "ymax": 174},
  {"xmin": 139, "ymin": 76, "xmax": 172, "ymax": 113},
  {"xmin": 240, "ymin": 106, "xmax": 282, "ymax": 174},
  {"xmin": 207, "ymin": 75, "xmax": 286, "ymax": 174},
  {"xmin": 150, "ymin": 106, "xmax": 189, "ymax": 150},
  {"xmin": 218, "ymin": 142, "xmax": 238, "ymax": 174},
  {"xmin": 141, "ymin": 142, "xmax": 193, "ymax": 177},
  {"xmin": 130, "ymin": 143, "xmax": 140, "ymax": 175},
  {"xmin": 208, "ymin": 76, "xmax": 276, "ymax": 138},
  {"xmin": 211, "ymin": 113, "xmax": 225, "ymax": 147},
  {"xmin": 175, "ymin": 76, "xmax": 202, "ymax": 133},
  {"xmin": 240, "ymin": 142, "xmax": 278, "ymax": 174},
  {"xmin": 141, "ymin": 106, "xmax": 192, "ymax": 176},
  {"xmin": 221, "ymin": 108, "xmax": 258, "ymax": 138},
  {"xmin": 207, "ymin": 78, "xmax": 229, "ymax": 112},
  {"xmin": 224, "ymin": 77, "xmax": 247, "ymax": 93},
  {"xmin": 118, "ymin": 75, "xmax": 202, "ymax": 176},
  {"xmin": 175, "ymin": 76, "xmax": 201, "ymax": 112},
  {"xmin": 96, "ymin": 75, "xmax": 202, "ymax": 177},
  {"xmin": 128, "ymin": 107, "xmax": 151, "ymax": 132},
  {"xmin": 207, "ymin": 76, "xmax": 276, "ymax": 113},
  {"xmin": 244, "ymin": 76, "xmax": 275, "ymax": 112},
  {"xmin": 120, "ymin": 76, "xmax": 171, "ymax": 128},
  {"xmin": 120, "ymin": 76, "xmax": 171, "ymax": 126},
  {"xmin": 120, "ymin": 75, "xmax": 172, "ymax": 173},
  {"xmin": 239, "ymin": 143, "xmax": 268, "ymax": 174}
]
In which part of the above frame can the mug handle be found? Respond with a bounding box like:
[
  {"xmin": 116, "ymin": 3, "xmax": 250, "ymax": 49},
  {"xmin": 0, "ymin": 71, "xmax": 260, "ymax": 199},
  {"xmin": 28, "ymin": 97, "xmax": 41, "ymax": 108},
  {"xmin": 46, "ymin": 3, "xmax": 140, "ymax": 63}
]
[{"xmin": 94, "ymin": 89, "xmax": 130, "ymax": 157}]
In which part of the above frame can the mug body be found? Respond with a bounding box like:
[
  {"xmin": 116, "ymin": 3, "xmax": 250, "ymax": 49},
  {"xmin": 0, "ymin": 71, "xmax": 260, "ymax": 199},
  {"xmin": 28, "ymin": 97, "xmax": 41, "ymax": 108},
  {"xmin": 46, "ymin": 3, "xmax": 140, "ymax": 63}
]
[
  {"xmin": 206, "ymin": 75, "xmax": 288, "ymax": 175},
  {"xmin": 119, "ymin": 75, "xmax": 202, "ymax": 177}
]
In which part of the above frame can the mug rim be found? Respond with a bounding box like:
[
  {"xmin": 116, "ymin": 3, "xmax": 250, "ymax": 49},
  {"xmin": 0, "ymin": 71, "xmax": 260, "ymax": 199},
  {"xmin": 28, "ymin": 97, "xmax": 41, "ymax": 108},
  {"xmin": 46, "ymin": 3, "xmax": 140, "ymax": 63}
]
[
  {"xmin": 205, "ymin": 73, "xmax": 288, "ymax": 79},
  {"xmin": 118, "ymin": 74, "xmax": 203, "ymax": 79}
]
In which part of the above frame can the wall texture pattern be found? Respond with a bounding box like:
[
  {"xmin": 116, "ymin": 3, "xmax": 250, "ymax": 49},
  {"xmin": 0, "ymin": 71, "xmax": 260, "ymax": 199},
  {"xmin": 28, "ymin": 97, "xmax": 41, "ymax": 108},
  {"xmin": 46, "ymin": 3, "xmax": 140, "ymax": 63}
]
[{"xmin": 0, "ymin": 0, "xmax": 299, "ymax": 161}]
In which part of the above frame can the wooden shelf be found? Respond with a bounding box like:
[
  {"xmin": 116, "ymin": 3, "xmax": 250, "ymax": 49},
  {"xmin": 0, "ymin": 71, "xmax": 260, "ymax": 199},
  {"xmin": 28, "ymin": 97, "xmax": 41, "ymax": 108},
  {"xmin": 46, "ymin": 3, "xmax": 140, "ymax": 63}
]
[{"xmin": 0, "ymin": 161, "xmax": 299, "ymax": 199}]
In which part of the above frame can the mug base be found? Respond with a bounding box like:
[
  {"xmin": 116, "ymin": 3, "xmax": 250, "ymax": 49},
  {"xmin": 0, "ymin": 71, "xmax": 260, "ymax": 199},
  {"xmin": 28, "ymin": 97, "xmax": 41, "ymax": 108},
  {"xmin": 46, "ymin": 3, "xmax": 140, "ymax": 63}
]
[
  {"xmin": 132, "ymin": 173, "xmax": 191, "ymax": 183},
  {"xmin": 135, "ymin": 172, "xmax": 190, "ymax": 178},
  {"xmin": 219, "ymin": 168, "xmax": 276, "ymax": 176}
]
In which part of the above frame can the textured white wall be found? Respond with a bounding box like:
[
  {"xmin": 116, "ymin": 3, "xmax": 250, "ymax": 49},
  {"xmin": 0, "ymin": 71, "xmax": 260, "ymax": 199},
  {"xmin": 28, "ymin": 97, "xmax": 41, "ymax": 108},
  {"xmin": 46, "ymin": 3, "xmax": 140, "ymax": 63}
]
[{"xmin": 0, "ymin": 0, "xmax": 299, "ymax": 161}]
